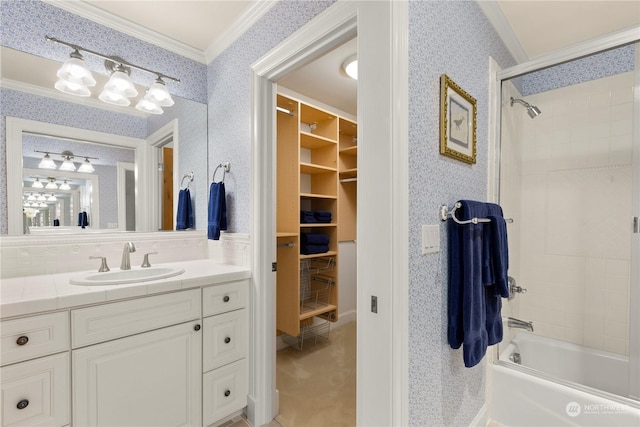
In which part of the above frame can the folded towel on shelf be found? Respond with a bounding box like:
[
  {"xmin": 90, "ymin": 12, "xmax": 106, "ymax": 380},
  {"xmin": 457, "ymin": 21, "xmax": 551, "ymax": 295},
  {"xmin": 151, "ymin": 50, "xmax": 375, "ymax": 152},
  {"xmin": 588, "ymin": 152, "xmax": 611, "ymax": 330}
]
[
  {"xmin": 313, "ymin": 211, "xmax": 332, "ymax": 223},
  {"xmin": 301, "ymin": 244, "xmax": 329, "ymax": 255},
  {"xmin": 208, "ymin": 182, "xmax": 227, "ymax": 240},
  {"xmin": 300, "ymin": 210, "xmax": 317, "ymax": 223},
  {"xmin": 448, "ymin": 200, "xmax": 508, "ymax": 368},
  {"xmin": 176, "ymin": 188, "xmax": 194, "ymax": 230},
  {"xmin": 301, "ymin": 233, "xmax": 330, "ymax": 245}
]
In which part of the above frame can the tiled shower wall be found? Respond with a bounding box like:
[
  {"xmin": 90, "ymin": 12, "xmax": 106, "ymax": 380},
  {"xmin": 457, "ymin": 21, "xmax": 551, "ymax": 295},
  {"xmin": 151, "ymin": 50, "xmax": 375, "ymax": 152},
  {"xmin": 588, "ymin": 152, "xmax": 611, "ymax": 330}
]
[{"xmin": 514, "ymin": 72, "xmax": 634, "ymax": 355}]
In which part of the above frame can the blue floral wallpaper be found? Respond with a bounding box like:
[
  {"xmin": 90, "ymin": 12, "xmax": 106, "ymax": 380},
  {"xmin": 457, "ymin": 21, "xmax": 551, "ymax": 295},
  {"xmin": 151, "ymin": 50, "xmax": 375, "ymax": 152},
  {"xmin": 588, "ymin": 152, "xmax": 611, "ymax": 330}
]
[{"xmin": 408, "ymin": 1, "xmax": 516, "ymax": 425}]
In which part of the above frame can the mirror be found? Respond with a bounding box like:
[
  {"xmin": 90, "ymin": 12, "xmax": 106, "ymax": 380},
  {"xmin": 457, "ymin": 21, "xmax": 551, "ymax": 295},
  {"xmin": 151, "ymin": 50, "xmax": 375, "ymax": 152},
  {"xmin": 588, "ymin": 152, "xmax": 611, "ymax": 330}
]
[{"xmin": 2, "ymin": 48, "xmax": 208, "ymax": 236}]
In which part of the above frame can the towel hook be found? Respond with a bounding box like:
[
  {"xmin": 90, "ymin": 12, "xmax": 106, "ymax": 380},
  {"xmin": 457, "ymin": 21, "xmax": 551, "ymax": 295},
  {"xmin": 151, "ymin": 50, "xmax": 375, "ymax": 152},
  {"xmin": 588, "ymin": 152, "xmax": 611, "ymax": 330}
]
[
  {"xmin": 180, "ymin": 172, "xmax": 194, "ymax": 190},
  {"xmin": 212, "ymin": 162, "xmax": 230, "ymax": 183}
]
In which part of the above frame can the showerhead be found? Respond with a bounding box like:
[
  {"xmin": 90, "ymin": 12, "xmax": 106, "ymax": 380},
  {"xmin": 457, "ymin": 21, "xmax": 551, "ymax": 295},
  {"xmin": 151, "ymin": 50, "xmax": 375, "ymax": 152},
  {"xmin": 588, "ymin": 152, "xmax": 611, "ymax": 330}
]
[{"xmin": 510, "ymin": 97, "xmax": 541, "ymax": 118}]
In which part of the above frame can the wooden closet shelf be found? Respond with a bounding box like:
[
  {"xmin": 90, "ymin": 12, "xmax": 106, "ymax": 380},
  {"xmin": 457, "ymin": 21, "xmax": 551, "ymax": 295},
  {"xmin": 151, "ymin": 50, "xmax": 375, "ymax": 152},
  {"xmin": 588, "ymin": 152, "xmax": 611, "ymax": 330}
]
[
  {"xmin": 300, "ymin": 163, "xmax": 337, "ymax": 174},
  {"xmin": 339, "ymin": 146, "xmax": 358, "ymax": 155},
  {"xmin": 299, "ymin": 193, "xmax": 337, "ymax": 200},
  {"xmin": 300, "ymin": 131, "xmax": 337, "ymax": 148},
  {"xmin": 299, "ymin": 304, "xmax": 337, "ymax": 321}
]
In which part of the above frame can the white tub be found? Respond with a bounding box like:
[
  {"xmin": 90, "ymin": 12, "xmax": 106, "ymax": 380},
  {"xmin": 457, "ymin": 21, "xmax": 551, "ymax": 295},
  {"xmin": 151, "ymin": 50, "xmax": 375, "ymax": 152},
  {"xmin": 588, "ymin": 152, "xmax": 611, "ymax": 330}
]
[{"xmin": 492, "ymin": 332, "xmax": 640, "ymax": 427}]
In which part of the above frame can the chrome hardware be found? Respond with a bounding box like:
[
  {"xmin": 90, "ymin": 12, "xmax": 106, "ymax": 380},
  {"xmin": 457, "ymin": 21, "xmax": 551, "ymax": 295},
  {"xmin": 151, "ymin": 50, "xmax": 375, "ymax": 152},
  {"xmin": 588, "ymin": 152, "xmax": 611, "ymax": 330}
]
[
  {"xmin": 120, "ymin": 242, "xmax": 136, "ymax": 270},
  {"xmin": 507, "ymin": 276, "xmax": 527, "ymax": 300},
  {"xmin": 509, "ymin": 352, "xmax": 521, "ymax": 364},
  {"xmin": 17, "ymin": 399, "xmax": 29, "ymax": 410},
  {"xmin": 507, "ymin": 317, "xmax": 534, "ymax": 332},
  {"xmin": 16, "ymin": 336, "xmax": 29, "ymax": 346},
  {"xmin": 141, "ymin": 252, "xmax": 157, "ymax": 268},
  {"xmin": 89, "ymin": 256, "xmax": 110, "ymax": 272}
]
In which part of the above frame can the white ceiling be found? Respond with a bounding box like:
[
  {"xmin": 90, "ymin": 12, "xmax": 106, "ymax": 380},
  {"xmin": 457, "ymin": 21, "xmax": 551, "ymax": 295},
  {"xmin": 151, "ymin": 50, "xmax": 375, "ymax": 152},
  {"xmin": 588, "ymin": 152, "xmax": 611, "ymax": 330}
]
[{"xmin": 3, "ymin": 1, "xmax": 639, "ymax": 116}]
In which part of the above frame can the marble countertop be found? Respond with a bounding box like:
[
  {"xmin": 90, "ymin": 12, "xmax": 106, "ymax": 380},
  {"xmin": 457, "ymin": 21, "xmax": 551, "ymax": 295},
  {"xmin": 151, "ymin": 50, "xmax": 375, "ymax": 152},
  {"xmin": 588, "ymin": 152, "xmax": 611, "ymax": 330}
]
[{"xmin": 1, "ymin": 259, "xmax": 250, "ymax": 319}]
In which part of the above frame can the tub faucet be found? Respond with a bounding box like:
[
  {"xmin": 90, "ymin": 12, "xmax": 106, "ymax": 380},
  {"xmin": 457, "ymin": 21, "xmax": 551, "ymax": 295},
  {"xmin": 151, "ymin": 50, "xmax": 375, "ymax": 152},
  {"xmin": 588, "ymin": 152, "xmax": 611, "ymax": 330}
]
[
  {"xmin": 120, "ymin": 242, "xmax": 136, "ymax": 270},
  {"xmin": 507, "ymin": 317, "xmax": 534, "ymax": 332}
]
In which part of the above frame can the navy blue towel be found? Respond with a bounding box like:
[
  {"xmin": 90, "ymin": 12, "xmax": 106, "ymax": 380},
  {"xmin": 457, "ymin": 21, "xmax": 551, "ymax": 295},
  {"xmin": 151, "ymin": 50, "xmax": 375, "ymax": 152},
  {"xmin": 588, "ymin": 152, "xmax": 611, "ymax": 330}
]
[
  {"xmin": 301, "ymin": 211, "xmax": 317, "ymax": 223},
  {"xmin": 208, "ymin": 182, "xmax": 227, "ymax": 240},
  {"xmin": 301, "ymin": 244, "xmax": 329, "ymax": 255},
  {"xmin": 176, "ymin": 188, "xmax": 194, "ymax": 230},
  {"xmin": 301, "ymin": 233, "xmax": 330, "ymax": 245},
  {"xmin": 313, "ymin": 211, "xmax": 332, "ymax": 223},
  {"xmin": 448, "ymin": 200, "xmax": 508, "ymax": 368},
  {"xmin": 78, "ymin": 212, "xmax": 89, "ymax": 228}
]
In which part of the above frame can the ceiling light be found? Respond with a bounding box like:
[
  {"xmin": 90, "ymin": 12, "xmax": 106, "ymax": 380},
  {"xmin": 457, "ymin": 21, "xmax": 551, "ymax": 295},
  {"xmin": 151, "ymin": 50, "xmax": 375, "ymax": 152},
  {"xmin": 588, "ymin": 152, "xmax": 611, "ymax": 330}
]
[
  {"xmin": 59, "ymin": 155, "xmax": 76, "ymax": 172},
  {"xmin": 78, "ymin": 158, "xmax": 95, "ymax": 173},
  {"xmin": 32, "ymin": 178, "xmax": 44, "ymax": 189},
  {"xmin": 45, "ymin": 178, "xmax": 58, "ymax": 189},
  {"xmin": 342, "ymin": 55, "xmax": 358, "ymax": 80},
  {"xmin": 135, "ymin": 94, "xmax": 164, "ymax": 115},
  {"xmin": 38, "ymin": 153, "xmax": 57, "ymax": 169},
  {"xmin": 59, "ymin": 181, "xmax": 71, "ymax": 190}
]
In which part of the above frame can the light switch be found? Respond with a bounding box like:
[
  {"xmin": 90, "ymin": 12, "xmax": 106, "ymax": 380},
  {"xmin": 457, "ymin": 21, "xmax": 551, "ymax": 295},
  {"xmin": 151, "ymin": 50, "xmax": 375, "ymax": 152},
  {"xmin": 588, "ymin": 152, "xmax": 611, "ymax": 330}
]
[{"xmin": 422, "ymin": 225, "xmax": 440, "ymax": 255}]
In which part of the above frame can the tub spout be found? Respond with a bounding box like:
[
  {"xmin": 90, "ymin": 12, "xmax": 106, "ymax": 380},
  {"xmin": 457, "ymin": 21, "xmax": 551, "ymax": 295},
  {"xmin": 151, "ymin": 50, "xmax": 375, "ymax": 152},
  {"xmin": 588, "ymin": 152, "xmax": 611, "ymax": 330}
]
[{"xmin": 507, "ymin": 317, "xmax": 534, "ymax": 332}]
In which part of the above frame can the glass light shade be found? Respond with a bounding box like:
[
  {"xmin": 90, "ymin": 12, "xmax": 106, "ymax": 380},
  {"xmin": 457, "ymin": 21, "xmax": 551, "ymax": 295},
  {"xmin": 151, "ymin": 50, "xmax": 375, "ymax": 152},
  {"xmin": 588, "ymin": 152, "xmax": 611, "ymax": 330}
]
[
  {"xmin": 55, "ymin": 78, "xmax": 91, "ymax": 97},
  {"xmin": 78, "ymin": 158, "xmax": 95, "ymax": 173},
  {"xmin": 38, "ymin": 202, "xmax": 48, "ymax": 208},
  {"xmin": 59, "ymin": 181, "xmax": 71, "ymax": 190},
  {"xmin": 45, "ymin": 180, "xmax": 58, "ymax": 189},
  {"xmin": 32, "ymin": 179, "xmax": 44, "ymax": 189},
  {"xmin": 37, "ymin": 194, "xmax": 47, "ymax": 201},
  {"xmin": 27, "ymin": 193, "xmax": 36, "ymax": 201},
  {"xmin": 103, "ymin": 71, "xmax": 138, "ymax": 98},
  {"xmin": 23, "ymin": 202, "xmax": 31, "ymax": 208},
  {"xmin": 343, "ymin": 57, "xmax": 358, "ymax": 80},
  {"xmin": 147, "ymin": 80, "xmax": 174, "ymax": 106},
  {"xmin": 56, "ymin": 55, "xmax": 96, "ymax": 86},
  {"xmin": 47, "ymin": 195, "xmax": 57, "ymax": 202},
  {"xmin": 38, "ymin": 153, "xmax": 57, "ymax": 169},
  {"xmin": 59, "ymin": 157, "xmax": 76, "ymax": 172},
  {"xmin": 135, "ymin": 94, "xmax": 163, "ymax": 115},
  {"xmin": 99, "ymin": 89, "xmax": 131, "ymax": 106}
]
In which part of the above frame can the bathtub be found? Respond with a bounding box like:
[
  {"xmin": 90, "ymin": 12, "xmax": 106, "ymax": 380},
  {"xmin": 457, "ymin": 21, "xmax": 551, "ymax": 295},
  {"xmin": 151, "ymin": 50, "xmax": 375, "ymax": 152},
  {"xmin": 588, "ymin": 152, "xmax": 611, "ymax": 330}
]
[{"xmin": 492, "ymin": 332, "xmax": 640, "ymax": 427}]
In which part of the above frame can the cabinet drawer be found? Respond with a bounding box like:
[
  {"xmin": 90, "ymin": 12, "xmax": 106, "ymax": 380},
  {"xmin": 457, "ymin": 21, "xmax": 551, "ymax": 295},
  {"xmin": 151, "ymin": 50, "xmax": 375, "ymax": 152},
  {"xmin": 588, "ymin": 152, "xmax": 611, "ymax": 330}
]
[
  {"xmin": 1, "ymin": 312, "xmax": 69, "ymax": 366},
  {"xmin": 203, "ymin": 309, "xmax": 247, "ymax": 372},
  {"xmin": 72, "ymin": 289, "xmax": 200, "ymax": 348},
  {"xmin": 1, "ymin": 352, "xmax": 69, "ymax": 427},
  {"xmin": 202, "ymin": 280, "xmax": 248, "ymax": 317},
  {"xmin": 202, "ymin": 358, "xmax": 248, "ymax": 426}
]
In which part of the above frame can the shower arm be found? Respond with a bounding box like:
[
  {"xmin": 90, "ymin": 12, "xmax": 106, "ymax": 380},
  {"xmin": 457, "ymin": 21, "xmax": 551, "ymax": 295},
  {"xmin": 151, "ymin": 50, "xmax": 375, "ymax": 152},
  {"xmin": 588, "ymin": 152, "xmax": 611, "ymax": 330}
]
[{"xmin": 510, "ymin": 97, "xmax": 531, "ymax": 109}]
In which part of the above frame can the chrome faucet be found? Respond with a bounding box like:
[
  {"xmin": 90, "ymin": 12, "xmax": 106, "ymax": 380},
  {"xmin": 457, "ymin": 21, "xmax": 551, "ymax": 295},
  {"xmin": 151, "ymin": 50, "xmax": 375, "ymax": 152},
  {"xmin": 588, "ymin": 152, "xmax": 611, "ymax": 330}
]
[
  {"xmin": 120, "ymin": 242, "xmax": 136, "ymax": 270},
  {"xmin": 507, "ymin": 317, "xmax": 534, "ymax": 332}
]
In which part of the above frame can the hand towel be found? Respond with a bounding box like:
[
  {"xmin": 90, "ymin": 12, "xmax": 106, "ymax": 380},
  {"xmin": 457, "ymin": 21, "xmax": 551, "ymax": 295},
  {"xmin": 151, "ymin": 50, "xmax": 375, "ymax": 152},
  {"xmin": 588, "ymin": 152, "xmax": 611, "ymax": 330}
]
[
  {"xmin": 176, "ymin": 188, "xmax": 194, "ymax": 230},
  {"xmin": 301, "ymin": 233, "xmax": 330, "ymax": 245},
  {"xmin": 313, "ymin": 211, "xmax": 332, "ymax": 223},
  {"xmin": 208, "ymin": 182, "xmax": 227, "ymax": 240},
  {"xmin": 78, "ymin": 212, "xmax": 89, "ymax": 228},
  {"xmin": 301, "ymin": 211, "xmax": 317, "ymax": 223}
]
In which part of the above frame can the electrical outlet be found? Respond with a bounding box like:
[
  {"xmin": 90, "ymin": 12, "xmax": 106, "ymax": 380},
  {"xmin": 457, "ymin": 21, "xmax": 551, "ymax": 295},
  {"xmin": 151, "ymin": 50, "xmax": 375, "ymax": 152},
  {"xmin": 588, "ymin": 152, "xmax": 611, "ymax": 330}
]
[{"xmin": 422, "ymin": 225, "xmax": 440, "ymax": 255}]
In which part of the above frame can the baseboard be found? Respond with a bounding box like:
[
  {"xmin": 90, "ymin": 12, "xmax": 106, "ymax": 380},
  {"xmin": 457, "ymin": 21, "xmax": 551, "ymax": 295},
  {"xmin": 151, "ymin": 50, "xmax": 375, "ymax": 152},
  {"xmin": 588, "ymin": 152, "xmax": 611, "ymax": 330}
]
[
  {"xmin": 470, "ymin": 403, "xmax": 489, "ymax": 427},
  {"xmin": 245, "ymin": 394, "xmax": 256, "ymax": 426}
]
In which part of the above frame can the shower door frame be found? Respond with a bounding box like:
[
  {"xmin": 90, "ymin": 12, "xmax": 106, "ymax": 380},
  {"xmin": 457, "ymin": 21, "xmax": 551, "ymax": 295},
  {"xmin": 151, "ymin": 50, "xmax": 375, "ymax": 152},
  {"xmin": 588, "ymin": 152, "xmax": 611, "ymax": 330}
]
[{"xmin": 491, "ymin": 28, "xmax": 640, "ymax": 400}]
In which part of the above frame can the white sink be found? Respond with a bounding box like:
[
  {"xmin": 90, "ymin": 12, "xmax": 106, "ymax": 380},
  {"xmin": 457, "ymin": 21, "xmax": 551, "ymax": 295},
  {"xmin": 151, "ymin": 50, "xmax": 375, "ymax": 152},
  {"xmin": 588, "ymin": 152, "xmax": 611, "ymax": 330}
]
[{"xmin": 70, "ymin": 267, "xmax": 185, "ymax": 286}]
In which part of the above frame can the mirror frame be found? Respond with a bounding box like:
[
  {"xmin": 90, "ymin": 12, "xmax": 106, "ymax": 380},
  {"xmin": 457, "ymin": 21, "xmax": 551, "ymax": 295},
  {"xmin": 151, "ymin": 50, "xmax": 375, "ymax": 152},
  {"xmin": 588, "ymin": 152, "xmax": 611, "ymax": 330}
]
[{"xmin": 6, "ymin": 117, "xmax": 154, "ymax": 235}]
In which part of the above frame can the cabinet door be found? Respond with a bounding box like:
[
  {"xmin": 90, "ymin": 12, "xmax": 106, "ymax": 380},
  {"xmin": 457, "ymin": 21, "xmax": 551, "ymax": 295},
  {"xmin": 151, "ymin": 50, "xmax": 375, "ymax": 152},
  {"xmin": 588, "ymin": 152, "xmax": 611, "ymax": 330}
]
[
  {"xmin": 73, "ymin": 322, "xmax": 201, "ymax": 427},
  {"xmin": 1, "ymin": 352, "xmax": 69, "ymax": 427},
  {"xmin": 203, "ymin": 309, "xmax": 247, "ymax": 372},
  {"xmin": 202, "ymin": 359, "xmax": 248, "ymax": 426}
]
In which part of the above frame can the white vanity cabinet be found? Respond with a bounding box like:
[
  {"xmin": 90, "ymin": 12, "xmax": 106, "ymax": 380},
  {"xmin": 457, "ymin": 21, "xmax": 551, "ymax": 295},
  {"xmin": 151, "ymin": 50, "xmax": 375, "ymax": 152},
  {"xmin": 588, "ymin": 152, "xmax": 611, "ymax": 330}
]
[{"xmin": 0, "ymin": 312, "xmax": 70, "ymax": 427}]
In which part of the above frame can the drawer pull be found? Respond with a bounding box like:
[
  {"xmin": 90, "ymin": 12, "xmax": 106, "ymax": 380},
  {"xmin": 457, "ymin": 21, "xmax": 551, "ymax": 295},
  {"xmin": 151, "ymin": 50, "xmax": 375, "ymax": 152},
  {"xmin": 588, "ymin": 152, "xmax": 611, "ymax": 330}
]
[
  {"xmin": 223, "ymin": 295, "xmax": 230, "ymax": 303},
  {"xmin": 224, "ymin": 337, "xmax": 231, "ymax": 344},
  {"xmin": 16, "ymin": 336, "xmax": 29, "ymax": 346},
  {"xmin": 194, "ymin": 324, "xmax": 201, "ymax": 331},
  {"xmin": 17, "ymin": 399, "xmax": 29, "ymax": 410},
  {"xmin": 224, "ymin": 390, "xmax": 231, "ymax": 397}
]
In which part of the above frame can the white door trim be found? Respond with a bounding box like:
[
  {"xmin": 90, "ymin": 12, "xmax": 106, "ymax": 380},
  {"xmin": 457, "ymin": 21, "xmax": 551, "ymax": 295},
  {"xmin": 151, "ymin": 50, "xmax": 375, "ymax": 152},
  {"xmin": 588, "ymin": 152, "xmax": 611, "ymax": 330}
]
[{"xmin": 249, "ymin": 1, "xmax": 409, "ymax": 426}]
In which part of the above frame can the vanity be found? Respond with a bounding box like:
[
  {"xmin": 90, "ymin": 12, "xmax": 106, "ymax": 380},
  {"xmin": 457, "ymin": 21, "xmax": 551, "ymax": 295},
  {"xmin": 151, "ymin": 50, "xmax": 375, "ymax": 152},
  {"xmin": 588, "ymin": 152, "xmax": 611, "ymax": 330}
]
[{"xmin": 0, "ymin": 259, "xmax": 250, "ymax": 427}]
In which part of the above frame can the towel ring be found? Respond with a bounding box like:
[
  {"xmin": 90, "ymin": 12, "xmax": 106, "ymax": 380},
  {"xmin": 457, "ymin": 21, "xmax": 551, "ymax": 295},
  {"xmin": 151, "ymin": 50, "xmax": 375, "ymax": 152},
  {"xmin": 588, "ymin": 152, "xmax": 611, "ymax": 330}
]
[
  {"xmin": 212, "ymin": 162, "xmax": 230, "ymax": 183},
  {"xmin": 180, "ymin": 172, "xmax": 194, "ymax": 190}
]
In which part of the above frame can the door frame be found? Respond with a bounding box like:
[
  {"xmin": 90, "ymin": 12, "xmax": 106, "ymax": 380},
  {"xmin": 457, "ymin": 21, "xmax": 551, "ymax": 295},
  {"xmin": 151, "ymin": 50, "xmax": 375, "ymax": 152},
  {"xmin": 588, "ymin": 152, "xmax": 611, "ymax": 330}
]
[{"xmin": 249, "ymin": 1, "xmax": 409, "ymax": 426}]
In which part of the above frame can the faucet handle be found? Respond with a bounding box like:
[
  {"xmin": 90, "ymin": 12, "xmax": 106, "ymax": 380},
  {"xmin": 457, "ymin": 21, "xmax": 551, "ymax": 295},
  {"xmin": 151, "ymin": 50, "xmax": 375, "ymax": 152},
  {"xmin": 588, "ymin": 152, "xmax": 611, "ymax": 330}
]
[
  {"xmin": 141, "ymin": 252, "xmax": 158, "ymax": 268},
  {"xmin": 89, "ymin": 256, "xmax": 110, "ymax": 272}
]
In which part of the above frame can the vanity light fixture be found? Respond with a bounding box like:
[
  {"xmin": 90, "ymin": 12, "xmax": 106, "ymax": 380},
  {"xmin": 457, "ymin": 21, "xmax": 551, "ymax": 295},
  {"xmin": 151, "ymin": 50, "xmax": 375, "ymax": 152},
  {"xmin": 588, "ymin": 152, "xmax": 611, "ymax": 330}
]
[
  {"xmin": 47, "ymin": 194, "xmax": 57, "ymax": 202},
  {"xmin": 46, "ymin": 36, "xmax": 179, "ymax": 114},
  {"xmin": 38, "ymin": 202, "xmax": 48, "ymax": 208},
  {"xmin": 27, "ymin": 193, "xmax": 37, "ymax": 201},
  {"xmin": 59, "ymin": 155, "xmax": 76, "ymax": 172},
  {"xmin": 38, "ymin": 152, "xmax": 57, "ymax": 169},
  {"xmin": 37, "ymin": 193, "xmax": 47, "ymax": 202},
  {"xmin": 59, "ymin": 181, "xmax": 71, "ymax": 191},
  {"xmin": 35, "ymin": 150, "xmax": 98, "ymax": 173},
  {"xmin": 45, "ymin": 178, "xmax": 58, "ymax": 190},
  {"xmin": 77, "ymin": 158, "xmax": 95, "ymax": 173},
  {"xmin": 342, "ymin": 54, "xmax": 358, "ymax": 80},
  {"xmin": 32, "ymin": 178, "xmax": 44, "ymax": 189}
]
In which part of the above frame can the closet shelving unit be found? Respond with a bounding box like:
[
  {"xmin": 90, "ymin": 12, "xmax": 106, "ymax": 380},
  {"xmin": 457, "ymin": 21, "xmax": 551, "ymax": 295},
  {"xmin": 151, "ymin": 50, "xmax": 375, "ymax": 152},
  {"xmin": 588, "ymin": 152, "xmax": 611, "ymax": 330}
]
[{"xmin": 277, "ymin": 93, "xmax": 356, "ymax": 346}]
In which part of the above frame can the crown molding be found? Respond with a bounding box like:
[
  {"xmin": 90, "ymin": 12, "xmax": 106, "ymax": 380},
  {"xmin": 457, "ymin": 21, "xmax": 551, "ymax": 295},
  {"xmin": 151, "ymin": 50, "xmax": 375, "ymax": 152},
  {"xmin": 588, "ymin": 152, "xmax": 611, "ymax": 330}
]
[
  {"xmin": 204, "ymin": 0, "xmax": 278, "ymax": 63},
  {"xmin": 1, "ymin": 78, "xmax": 149, "ymax": 118},
  {"xmin": 43, "ymin": 0, "xmax": 206, "ymax": 63},
  {"xmin": 476, "ymin": 0, "xmax": 529, "ymax": 64}
]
